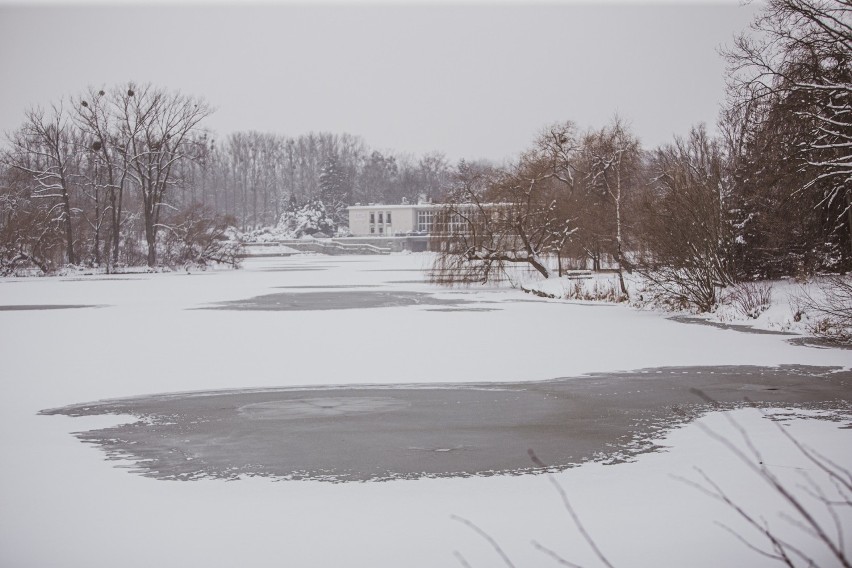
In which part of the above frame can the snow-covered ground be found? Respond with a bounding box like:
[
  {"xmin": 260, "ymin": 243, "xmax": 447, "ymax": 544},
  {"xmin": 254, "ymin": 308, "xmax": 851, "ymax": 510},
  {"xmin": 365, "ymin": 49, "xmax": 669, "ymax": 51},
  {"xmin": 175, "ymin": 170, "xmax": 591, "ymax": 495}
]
[
  {"xmin": 0, "ymin": 254, "xmax": 849, "ymax": 567},
  {"xmin": 522, "ymin": 269, "xmax": 848, "ymax": 338}
]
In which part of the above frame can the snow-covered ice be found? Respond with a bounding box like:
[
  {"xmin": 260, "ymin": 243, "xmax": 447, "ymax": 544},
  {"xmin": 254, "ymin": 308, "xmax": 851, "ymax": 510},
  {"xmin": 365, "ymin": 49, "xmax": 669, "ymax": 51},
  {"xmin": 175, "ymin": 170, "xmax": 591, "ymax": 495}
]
[{"xmin": 0, "ymin": 254, "xmax": 849, "ymax": 567}]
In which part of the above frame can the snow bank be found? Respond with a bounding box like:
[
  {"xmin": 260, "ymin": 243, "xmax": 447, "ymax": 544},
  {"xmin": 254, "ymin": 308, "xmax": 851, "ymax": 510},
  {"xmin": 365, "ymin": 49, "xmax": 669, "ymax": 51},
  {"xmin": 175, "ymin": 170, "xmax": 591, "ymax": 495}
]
[{"xmin": 521, "ymin": 271, "xmax": 851, "ymax": 341}]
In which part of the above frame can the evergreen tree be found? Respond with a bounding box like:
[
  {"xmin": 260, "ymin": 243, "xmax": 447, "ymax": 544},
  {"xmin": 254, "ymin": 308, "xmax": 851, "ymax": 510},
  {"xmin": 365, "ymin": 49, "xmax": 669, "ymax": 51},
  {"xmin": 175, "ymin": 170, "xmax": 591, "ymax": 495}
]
[{"xmin": 319, "ymin": 153, "xmax": 348, "ymax": 228}]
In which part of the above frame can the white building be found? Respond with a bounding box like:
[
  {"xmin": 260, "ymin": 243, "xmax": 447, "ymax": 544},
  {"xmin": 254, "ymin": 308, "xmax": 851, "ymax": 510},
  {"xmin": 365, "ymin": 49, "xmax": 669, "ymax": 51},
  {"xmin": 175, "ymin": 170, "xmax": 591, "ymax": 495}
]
[{"xmin": 347, "ymin": 203, "xmax": 443, "ymax": 237}]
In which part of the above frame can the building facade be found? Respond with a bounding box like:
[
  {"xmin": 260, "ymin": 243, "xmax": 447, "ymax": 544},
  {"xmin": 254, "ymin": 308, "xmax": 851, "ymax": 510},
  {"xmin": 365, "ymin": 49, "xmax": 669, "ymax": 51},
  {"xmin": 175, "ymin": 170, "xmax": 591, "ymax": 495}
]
[{"xmin": 347, "ymin": 203, "xmax": 442, "ymax": 237}]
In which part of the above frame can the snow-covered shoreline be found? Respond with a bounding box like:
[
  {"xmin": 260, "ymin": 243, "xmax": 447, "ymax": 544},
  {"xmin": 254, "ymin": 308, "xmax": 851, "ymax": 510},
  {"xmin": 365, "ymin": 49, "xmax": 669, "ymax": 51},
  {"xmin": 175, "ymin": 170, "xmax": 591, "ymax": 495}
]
[{"xmin": 519, "ymin": 270, "xmax": 850, "ymax": 344}]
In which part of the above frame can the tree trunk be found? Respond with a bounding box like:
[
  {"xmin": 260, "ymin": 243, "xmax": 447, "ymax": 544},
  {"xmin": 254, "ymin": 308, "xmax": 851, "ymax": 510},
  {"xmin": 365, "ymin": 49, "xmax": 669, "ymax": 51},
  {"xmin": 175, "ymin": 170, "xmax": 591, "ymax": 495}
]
[
  {"xmin": 146, "ymin": 220, "xmax": 157, "ymax": 267},
  {"xmin": 614, "ymin": 181, "xmax": 629, "ymax": 299},
  {"xmin": 615, "ymin": 256, "xmax": 628, "ymax": 298},
  {"xmin": 110, "ymin": 188, "xmax": 120, "ymax": 266},
  {"xmin": 847, "ymin": 189, "xmax": 852, "ymax": 265},
  {"xmin": 144, "ymin": 191, "xmax": 158, "ymax": 267},
  {"xmin": 527, "ymin": 254, "xmax": 550, "ymax": 279},
  {"xmin": 61, "ymin": 188, "xmax": 75, "ymax": 265},
  {"xmin": 615, "ymin": 241, "xmax": 628, "ymax": 298},
  {"xmin": 11, "ymin": 252, "xmax": 50, "ymax": 275},
  {"xmin": 253, "ymin": 184, "xmax": 258, "ymax": 230},
  {"xmin": 93, "ymin": 195, "xmax": 101, "ymax": 266},
  {"xmin": 516, "ymin": 219, "xmax": 550, "ymax": 278}
]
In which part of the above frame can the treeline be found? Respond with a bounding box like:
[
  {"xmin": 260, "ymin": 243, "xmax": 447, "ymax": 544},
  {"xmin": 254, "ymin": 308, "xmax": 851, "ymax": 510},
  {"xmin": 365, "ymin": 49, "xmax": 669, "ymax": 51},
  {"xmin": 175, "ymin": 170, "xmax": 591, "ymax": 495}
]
[
  {"xmin": 431, "ymin": 0, "xmax": 850, "ymax": 311},
  {"xmin": 184, "ymin": 131, "xmax": 450, "ymax": 231},
  {"xmin": 1, "ymin": 84, "xmax": 216, "ymax": 271},
  {"xmin": 430, "ymin": 118, "xmax": 729, "ymax": 304},
  {"xmin": 0, "ymin": 84, "xmax": 450, "ymax": 273}
]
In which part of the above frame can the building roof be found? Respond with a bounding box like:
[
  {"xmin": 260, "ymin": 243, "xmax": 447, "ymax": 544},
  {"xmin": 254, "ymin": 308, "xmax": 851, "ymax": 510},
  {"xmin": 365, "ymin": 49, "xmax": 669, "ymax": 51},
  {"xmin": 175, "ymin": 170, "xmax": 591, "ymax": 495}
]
[
  {"xmin": 348, "ymin": 202, "xmax": 509, "ymax": 211},
  {"xmin": 347, "ymin": 203, "xmax": 445, "ymax": 211}
]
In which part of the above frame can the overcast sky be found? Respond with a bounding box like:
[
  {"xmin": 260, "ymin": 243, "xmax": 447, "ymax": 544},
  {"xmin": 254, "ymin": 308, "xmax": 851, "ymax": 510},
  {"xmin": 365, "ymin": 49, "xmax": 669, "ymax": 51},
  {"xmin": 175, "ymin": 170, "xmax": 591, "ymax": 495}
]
[{"xmin": 0, "ymin": 2, "xmax": 758, "ymax": 163}]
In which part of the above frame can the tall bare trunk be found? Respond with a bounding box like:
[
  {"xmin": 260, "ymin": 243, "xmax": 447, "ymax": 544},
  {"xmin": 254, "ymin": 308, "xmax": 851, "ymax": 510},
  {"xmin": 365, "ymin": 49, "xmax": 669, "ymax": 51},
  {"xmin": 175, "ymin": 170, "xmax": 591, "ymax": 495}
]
[
  {"xmin": 146, "ymin": 215, "xmax": 157, "ymax": 267},
  {"xmin": 59, "ymin": 174, "xmax": 76, "ymax": 265}
]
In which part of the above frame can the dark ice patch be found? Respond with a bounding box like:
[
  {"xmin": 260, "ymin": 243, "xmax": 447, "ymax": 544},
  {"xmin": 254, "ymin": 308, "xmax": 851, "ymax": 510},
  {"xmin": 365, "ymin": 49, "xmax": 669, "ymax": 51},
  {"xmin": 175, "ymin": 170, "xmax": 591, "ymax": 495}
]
[
  {"xmin": 425, "ymin": 307, "xmax": 501, "ymax": 312},
  {"xmin": 786, "ymin": 337, "xmax": 852, "ymax": 350},
  {"xmin": 364, "ymin": 268, "xmax": 426, "ymax": 272},
  {"xmin": 668, "ymin": 315, "xmax": 798, "ymax": 336},
  {"xmin": 60, "ymin": 277, "xmax": 148, "ymax": 282},
  {"xmin": 254, "ymin": 267, "xmax": 330, "ymax": 272},
  {"xmin": 201, "ymin": 290, "xmax": 485, "ymax": 311},
  {"xmin": 0, "ymin": 304, "xmax": 101, "ymax": 311},
  {"xmin": 41, "ymin": 365, "xmax": 852, "ymax": 483},
  {"xmin": 274, "ymin": 284, "xmax": 382, "ymax": 289}
]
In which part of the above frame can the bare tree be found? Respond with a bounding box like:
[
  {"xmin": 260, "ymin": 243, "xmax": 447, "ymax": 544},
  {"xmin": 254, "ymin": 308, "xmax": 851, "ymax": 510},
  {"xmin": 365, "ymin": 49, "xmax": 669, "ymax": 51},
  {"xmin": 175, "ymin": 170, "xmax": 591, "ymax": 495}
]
[
  {"xmin": 638, "ymin": 125, "xmax": 735, "ymax": 312},
  {"xmin": 358, "ymin": 150, "xmax": 399, "ymax": 205},
  {"xmin": 4, "ymin": 103, "xmax": 78, "ymax": 265},
  {"xmin": 117, "ymin": 83, "xmax": 212, "ymax": 266},
  {"xmin": 0, "ymin": 164, "xmax": 64, "ymax": 274},
  {"xmin": 416, "ymin": 151, "xmax": 451, "ymax": 202},
  {"xmin": 579, "ymin": 117, "xmax": 641, "ymax": 297},
  {"xmin": 73, "ymin": 86, "xmax": 137, "ymax": 268},
  {"xmin": 430, "ymin": 145, "xmax": 576, "ymax": 284}
]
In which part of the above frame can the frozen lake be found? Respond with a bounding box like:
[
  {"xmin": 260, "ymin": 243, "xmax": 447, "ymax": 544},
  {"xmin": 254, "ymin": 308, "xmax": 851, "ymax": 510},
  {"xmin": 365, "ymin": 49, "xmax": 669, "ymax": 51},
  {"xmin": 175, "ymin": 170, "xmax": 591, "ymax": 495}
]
[{"xmin": 1, "ymin": 254, "xmax": 850, "ymax": 568}]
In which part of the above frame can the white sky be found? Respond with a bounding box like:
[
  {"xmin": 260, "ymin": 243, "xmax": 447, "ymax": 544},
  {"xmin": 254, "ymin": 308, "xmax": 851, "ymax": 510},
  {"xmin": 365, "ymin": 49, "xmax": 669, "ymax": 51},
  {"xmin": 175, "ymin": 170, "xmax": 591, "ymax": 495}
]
[{"xmin": 0, "ymin": 1, "xmax": 758, "ymax": 162}]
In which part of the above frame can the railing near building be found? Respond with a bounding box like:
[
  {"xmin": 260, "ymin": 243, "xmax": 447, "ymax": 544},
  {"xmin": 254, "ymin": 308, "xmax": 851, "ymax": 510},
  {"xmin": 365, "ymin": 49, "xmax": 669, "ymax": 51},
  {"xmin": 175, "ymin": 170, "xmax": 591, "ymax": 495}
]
[{"xmin": 242, "ymin": 237, "xmax": 438, "ymax": 256}]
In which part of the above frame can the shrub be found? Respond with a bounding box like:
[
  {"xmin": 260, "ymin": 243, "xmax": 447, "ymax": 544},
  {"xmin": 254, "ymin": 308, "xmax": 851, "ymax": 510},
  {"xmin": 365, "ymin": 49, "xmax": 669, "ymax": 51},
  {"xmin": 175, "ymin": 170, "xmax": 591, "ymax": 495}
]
[
  {"xmin": 796, "ymin": 275, "xmax": 852, "ymax": 344},
  {"xmin": 160, "ymin": 205, "xmax": 243, "ymax": 269},
  {"xmin": 726, "ymin": 281, "xmax": 773, "ymax": 319},
  {"xmin": 638, "ymin": 266, "xmax": 724, "ymax": 313}
]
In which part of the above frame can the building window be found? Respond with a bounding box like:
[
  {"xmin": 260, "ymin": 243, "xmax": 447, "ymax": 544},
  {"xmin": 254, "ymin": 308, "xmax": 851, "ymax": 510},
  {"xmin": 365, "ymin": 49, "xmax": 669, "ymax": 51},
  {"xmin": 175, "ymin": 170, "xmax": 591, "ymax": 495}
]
[
  {"xmin": 370, "ymin": 226, "xmax": 375, "ymax": 234},
  {"xmin": 386, "ymin": 212, "xmax": 392, "ymax": 224},
  {"xmin": 449, "ymin": 213, "xmax": 466, "ymax": 234},
  {"xmin": 379, "ymin": 226, "xmax": 384, "ymax": 234},
  {"xmin": 378, "ymin": 212, "xmax": 384, "ymax": 224},
  {"xmin": 417, "ymin": 210, "xmax": 434, "ymax": 233},
  {"xmin": 369, "ymin": 212, "xmax": 375, "ymax": 224}
]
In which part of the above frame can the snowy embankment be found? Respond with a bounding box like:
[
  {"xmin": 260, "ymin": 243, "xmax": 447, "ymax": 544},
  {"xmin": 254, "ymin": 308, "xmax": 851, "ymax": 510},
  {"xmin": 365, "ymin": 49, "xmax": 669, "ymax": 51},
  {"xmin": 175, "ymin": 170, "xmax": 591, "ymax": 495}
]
[
  {"xmin": 520, "ymin": 270, "xmax": 848, "ymax": 339},
  {"xmin": 0, "ymin": 253, "xmax": 849, "ymax": 568}
]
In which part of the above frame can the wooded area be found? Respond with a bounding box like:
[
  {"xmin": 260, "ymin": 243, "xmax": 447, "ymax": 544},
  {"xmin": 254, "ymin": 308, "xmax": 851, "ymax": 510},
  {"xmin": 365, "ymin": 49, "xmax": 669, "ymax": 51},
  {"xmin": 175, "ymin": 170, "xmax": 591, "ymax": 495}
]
[
  {"xmin": 1, "ymin": 0, "xmax": 849, "ymax": 310},
  {"xmin": 431, "ymin": 0, "xmax": 850, "ymax": 308},
  {"xmin": 0, "ymin": 82, "xmax": 451, "ymax": 271}
]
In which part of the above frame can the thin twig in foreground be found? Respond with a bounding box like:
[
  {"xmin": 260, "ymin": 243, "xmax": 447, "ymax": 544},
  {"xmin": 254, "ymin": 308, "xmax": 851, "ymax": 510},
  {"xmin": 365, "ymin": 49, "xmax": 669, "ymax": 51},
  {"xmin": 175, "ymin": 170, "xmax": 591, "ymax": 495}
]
[
  {"xmin": 528, "ymin": 449, "xmax": 615, "ymax": 568},
  {"xmin": 451, "ymin": 515, "xmax": 517, "ymax": 568}
]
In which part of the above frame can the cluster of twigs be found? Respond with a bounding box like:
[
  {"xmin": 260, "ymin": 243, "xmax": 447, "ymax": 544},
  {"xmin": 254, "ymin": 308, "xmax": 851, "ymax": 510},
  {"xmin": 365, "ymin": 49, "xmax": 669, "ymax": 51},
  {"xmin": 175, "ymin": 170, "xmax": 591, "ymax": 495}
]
[{"xmin": 452, "ymin": 392, "xmax": 850, "ymax": 568}]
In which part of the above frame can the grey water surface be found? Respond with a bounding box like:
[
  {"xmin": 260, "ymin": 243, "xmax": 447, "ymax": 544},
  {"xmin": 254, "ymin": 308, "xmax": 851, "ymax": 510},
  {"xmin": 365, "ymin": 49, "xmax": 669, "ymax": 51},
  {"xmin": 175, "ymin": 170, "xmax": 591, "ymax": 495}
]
[
  {"xmin": 41, "ymin": 365, "xmax": 851, "ymax": 483},
  {"xmin": 201, "ymin": 290, "xmax": 493, "ymax": 311},
  {"xmin": 0, "ymin": 304, "xmax": 101, "ymax": 311}
]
